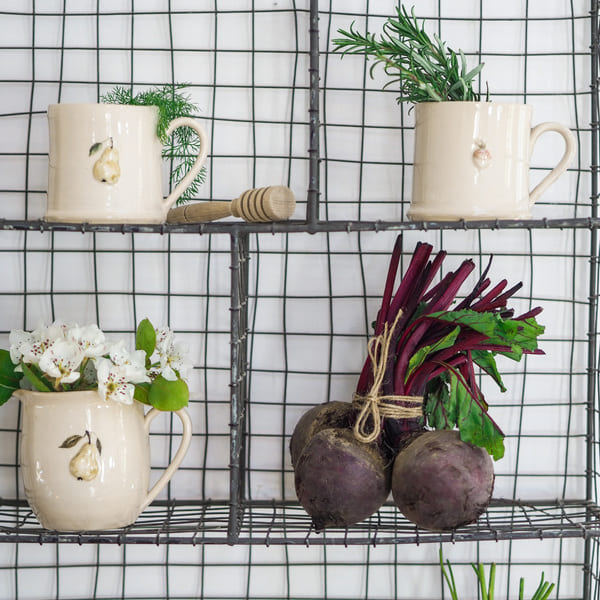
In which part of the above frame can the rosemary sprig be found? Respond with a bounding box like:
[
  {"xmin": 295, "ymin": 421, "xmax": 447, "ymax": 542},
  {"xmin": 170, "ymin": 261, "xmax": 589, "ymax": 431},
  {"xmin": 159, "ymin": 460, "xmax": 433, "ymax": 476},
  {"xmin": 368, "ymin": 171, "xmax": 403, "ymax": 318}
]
[
  {"xmin": 101, "ymin": 84, "xmax": 206, "ymax": 204},
  {"xmin": 332, "ymin": 5, "xmax": 486, "ymax": 103}
]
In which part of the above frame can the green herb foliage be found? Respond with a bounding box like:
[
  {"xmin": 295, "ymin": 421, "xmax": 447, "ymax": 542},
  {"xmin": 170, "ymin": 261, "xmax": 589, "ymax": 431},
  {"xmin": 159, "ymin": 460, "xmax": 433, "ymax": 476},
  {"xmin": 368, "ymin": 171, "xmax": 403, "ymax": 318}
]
[
  {"xmin": 440, "ymin": 550, "xmax": 556, "ymax": 600},
  {"xmin": 101, "ymin": 84, "xmax": 206, "ymax": 204},
  {"xmin": 0, "ymin": 350, "xmax": 22, "ymax": 405},
  {"xmin": 332, "ymin": 5, "xmax": 486, "ymax": 103},
  {"xmin": 133, "ymin": 318, "xmax": 188, "ymax": 411},
  {"xmin": 420, "ymin": 310, "xmax": 545, "ymax": 460}
]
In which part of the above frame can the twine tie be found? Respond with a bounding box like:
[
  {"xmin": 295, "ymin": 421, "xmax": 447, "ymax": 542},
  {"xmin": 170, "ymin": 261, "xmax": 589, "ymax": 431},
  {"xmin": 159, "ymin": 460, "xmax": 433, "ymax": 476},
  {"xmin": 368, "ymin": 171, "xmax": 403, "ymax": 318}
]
[{"xmin": 352, "ymin": 311, "xmax": 423, "ymax": 443}]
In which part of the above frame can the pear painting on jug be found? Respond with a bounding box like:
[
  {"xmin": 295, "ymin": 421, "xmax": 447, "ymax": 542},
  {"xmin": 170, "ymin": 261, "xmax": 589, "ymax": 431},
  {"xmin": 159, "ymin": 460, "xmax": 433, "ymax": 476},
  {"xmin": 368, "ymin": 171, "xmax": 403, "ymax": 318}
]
[
  {"xmin": 59, "ymin": 430, "xmax": 102, "ymax": 482},
  {"xmin": 89, "ymin": 137, "xmax": 121, "ymax": 184}
]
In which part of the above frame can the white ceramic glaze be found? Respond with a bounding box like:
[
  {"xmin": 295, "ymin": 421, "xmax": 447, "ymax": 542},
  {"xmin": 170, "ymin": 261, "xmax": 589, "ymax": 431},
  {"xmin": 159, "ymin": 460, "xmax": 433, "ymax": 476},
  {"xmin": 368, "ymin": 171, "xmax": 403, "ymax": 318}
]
[
  {"xmin": 15, "ymin": 389, "xmax": 192, "ymax": 531},
  {"xmin": 46, "ymin": 103, "xmax": 209, "ymax": 223},
  {"xmin": 408, "ymin": 102, "xmax": 576, "ymax": 221}
]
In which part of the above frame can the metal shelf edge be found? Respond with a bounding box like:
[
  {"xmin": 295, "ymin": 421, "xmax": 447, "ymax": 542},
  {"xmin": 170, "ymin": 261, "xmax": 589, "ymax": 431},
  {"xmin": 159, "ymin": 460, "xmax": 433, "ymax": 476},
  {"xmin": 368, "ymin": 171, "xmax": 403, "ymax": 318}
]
[{"xmin": 0, "ymin": 217, "xmax": 597, "ymax": 235}]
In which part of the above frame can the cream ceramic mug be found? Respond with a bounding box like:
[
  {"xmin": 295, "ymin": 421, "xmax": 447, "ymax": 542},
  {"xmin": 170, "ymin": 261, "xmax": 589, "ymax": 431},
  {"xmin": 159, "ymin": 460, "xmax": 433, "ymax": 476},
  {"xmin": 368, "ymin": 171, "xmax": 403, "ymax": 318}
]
[
  {"xmin": 408, "ymin": 102, "xmax": 575, "ymax": 221},
  {"xmin": 15, "ymin": 389, "xmax": 192, "ymax": 531},
  {"xmin": 46, "ymin": 103, "xmax": 208, "ymax": 223}
]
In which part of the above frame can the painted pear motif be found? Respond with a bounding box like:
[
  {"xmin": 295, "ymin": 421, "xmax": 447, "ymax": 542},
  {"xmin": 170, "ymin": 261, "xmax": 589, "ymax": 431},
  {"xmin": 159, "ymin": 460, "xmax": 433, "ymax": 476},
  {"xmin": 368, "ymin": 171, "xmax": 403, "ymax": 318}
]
[
  {"xmin": 69, "ymin": 442, "xmax": 100, "ymax": 481},
  {"xmin": 90, "ymin": 137, "xmax": 121, "ymax": 184},
  {"xmin": 60, "ymin": 431, "xmax": 102, "ymax": 481}
]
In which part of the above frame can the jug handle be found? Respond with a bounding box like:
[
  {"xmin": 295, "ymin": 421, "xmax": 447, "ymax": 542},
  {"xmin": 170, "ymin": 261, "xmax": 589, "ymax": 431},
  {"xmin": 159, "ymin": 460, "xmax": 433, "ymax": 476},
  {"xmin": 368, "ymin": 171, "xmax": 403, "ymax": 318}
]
[
  {"xmin": 529, "ymin": 122, "xmax": 576, "ymax": 207},
  {"xmin": 139, "ymin": 407, "xmax": 192, "ymax": 512},
  {"xmin": 162, "ymin": 117, "xmax": 209, "ymax": 214}
]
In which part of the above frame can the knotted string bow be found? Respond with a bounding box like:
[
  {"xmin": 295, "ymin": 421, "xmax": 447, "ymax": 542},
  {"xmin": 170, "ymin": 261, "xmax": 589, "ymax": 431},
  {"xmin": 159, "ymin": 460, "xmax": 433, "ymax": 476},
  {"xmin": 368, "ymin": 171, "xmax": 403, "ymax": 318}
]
[{"xmin": 352, "ymin": 311, "xmax": 423, "ymax": 443}]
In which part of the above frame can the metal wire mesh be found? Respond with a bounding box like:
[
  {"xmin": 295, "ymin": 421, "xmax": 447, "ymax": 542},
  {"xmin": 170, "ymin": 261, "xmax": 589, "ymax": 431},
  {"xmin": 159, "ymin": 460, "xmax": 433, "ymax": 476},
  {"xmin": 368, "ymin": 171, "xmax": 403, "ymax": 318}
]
[{"xmin": 0, "ymin": 0, "xmax": 598, "ymax": 598}]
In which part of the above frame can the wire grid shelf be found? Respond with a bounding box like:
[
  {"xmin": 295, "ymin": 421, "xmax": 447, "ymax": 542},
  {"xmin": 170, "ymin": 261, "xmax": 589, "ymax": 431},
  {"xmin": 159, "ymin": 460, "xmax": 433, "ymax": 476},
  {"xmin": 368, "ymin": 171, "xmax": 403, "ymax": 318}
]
[
  {"xmin": 0, "ymin": 1, "xmax": 599, "ymax": 599},
  {"xmin": 0, "ymin": 499, "xmax": 599, "ymax": 547}
]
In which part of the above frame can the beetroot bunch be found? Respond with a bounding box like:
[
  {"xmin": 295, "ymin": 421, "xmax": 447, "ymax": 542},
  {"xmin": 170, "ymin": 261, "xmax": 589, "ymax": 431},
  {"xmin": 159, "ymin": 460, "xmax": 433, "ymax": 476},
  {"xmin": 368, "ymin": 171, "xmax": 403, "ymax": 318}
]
[{"xmin": 291, "ymin": 238, "xmax": 544, "ymax": 531}]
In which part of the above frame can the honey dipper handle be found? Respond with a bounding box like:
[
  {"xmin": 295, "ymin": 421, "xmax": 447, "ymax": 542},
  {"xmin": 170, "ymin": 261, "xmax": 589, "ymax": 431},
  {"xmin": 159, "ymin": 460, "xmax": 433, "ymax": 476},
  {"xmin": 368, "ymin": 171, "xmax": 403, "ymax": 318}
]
[
  {"xmin": 166, "ymin": 185, "xmax": 296, "ymax": 223},
  {"xmin": 167, "ymin": 201, "xmax": 233, "ymax": 223},
  {"xmin": 232, "ymin": 185, "xmax": 296, "ymax": 222}
]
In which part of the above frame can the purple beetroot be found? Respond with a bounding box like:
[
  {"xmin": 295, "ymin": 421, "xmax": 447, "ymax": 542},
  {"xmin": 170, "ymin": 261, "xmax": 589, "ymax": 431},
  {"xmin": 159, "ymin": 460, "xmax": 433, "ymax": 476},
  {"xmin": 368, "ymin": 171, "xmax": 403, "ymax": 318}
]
[
  {"xmin": 290, "ymin": 401, "xmax": 390, "ymax": 530},
  {"xmin": 391, "ymin": 430, "xmax": 494, "ymax": 531},
  {"xmin": 290, "ymin": 401, "xmax": 355, "ymax": 468},
  {"xmin": 293, "ymin": 427, "xmax": 390, "ymax": 531}
]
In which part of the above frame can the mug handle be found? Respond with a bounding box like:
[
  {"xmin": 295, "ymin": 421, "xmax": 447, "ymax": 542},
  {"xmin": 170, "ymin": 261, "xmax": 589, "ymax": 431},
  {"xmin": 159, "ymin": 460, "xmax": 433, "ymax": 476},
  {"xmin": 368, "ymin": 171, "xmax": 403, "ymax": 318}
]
[
  {"xmin": 139, "ymin": 407, "xmax": 193, "ymax": 512},
  {"xmin": 529, "ymin": 122, "xmax": 576, "ymax": 207},
  {"xmin": 161, "ymin": 117, "xmax": 209, "ymax": 212}
]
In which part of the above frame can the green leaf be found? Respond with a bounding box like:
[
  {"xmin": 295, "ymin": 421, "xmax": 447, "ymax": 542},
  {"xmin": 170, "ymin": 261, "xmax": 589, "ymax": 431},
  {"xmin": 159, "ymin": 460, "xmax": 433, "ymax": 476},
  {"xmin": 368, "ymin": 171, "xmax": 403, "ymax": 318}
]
[
  {"xmin": 499, "ymin": 344, "xmax": 523, "ymax": 362},
  {"xmin": 407, "ymin": 326, "xmax": 460, "ymax": 380},
  {"xmin": 472, "ymin": 562, "xmax": 494, "ymax": 600},
  {"xmin": 89, "ymin": 142, "xmax": 103, "ymax": 156},
  {"xmin": 429, "ymin": 310, "xmax": 509, "ymax": 338},
  {"xmin": 471, "ymin": 350, "xmax": 507, "ymax": 392},
  {"xmin": 21, "ymin": 362, "xmax": 54, "ymax": 392},
  {"xmin": 509, "ymin": 317, "xmax": 545, "ymax": 352},
  {"xmin": 0, "ymin": 382, "xmax": 18, "ymax": 405},
  {"xmin": 424, "ymin": 375, "xmax": 457, "ymax": 430},
  {"xmin": 453, "ymin": 375, "xmax": 505, "ymax": 461},
  {"xmin": 136, "ymin": 318, "xmax": 156, "ymax": 361},
  {"xmin": 134, "ymin": 382, "xmax": 151, "ymax": 406},
  {"xmin": 0, "ymin": 349, "xmax": 22, "ymax": 383},
  {"xmin": 439, "ymin": 550, "xmax": 459, "ymax": 600},
  {"xmin": 462, "ymin": 62, "xmax": 485, "ymax": 83},
  {"xmin": 59, "ymin": 434, "xmax": 83, "ymax": 449},
  {"xmin": 428, "ymin": 310, "xmax": 544, "ymax": 358},
  {"xmin": 459, "ymin": 49, "xmax": 468, "ymax": 76},
  {"xmin": 148, "ymin": 375, "xmax": 189, "ymax": 411},
  {"xmin": 426, "ymin": 371, "xmax": 505, "ymax": 460},
  {"xmin": 0, "ymin": 350, "xmax": 22, "ymax": 405}
]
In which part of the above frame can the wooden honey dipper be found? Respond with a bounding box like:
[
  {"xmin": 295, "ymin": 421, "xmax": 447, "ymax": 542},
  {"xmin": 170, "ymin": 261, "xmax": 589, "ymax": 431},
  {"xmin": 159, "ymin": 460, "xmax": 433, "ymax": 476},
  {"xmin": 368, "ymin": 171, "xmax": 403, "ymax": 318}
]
[{"xmin": 167, "ymin": 185, "xmax": 296, "ymax": 223}]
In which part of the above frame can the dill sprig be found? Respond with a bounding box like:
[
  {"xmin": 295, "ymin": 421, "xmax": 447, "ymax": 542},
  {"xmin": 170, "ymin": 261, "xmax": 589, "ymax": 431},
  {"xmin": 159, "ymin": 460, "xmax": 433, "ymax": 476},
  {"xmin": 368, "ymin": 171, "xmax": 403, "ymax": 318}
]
[
  {"xmin": 332, "ymin": 5, "xmax": 486, "ymax": 104},
  {"xmin": 101, "ymin": 84, "xmax": 206, "ymax": 204}
]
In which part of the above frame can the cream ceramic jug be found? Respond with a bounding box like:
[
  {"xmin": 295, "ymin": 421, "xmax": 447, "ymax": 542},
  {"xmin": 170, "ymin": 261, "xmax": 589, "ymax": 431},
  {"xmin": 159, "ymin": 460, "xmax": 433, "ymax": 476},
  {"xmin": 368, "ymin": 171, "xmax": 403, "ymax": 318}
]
[
  {"xmin": 408, "ymin": 102, "xmax": 575, "ymax": 221},
  {"xmin": 46, "ymin": 103, "xmax": 208, "ymax": 224},
  {"xmin": 15, "ymin": 389, "xmax": 192, "ymax": 531}
]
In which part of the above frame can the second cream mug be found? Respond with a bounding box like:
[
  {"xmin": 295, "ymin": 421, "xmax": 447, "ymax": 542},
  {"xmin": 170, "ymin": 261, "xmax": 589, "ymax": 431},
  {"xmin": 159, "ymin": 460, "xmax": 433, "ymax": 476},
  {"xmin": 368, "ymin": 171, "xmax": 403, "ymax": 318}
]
[{"xmin": 408, "ymin": 102, "xmax": 576, "ymax": 221}]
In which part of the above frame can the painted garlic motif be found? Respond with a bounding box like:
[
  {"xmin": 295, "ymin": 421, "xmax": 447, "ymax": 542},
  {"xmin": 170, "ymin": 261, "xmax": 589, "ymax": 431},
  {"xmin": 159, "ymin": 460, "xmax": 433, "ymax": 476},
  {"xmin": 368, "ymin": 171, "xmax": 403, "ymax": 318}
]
[
  {"xmin": 89, "ymin": 137, "xmax": 121, "ymax": 184},
  {"xmin": 472, "ymin": 139, "xmax": 492, "ymax": 170},
  {"xmin": 60, "ymin": 430, "xmax": 102, "ymax": 481}
]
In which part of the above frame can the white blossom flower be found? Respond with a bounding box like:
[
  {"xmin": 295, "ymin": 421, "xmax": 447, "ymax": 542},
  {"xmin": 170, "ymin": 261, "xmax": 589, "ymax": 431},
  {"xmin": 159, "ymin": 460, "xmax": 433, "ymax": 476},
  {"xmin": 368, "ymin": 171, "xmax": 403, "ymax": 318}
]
[
  {"xmin": 38, "ymin": 339, "xmax": 84, "ymax": 385},
  {"xmin": 95, "ymin": 357, "xmax": 135, "ymax": 405},
  {"xmin": 10, "ymin": 322, "xmax": 66, "ymax": 365},
  {"xmin": 154, "ymin": 327, "xmax": 174, "ymax": 355},
  {"xmin": 46, "ymin": 320, "xmax": 71, "ymax": 339},
  {"xmin": 107, "ymin": 340, "xmax": 150, "ymax": 384},
  {"xmin": 68, "ymin": 324, "xmax": 106, "ymax": 358},
  {"xmin": 9, "ymin": 329, "xmax": 34, "ymax": 364},
  {"xmin": 155, "ymin": 335, "xmax": 191, "ymax": 382},
  {"xmin": 8, "ymin": 319, "xmax": 189, "ymax": 407}
]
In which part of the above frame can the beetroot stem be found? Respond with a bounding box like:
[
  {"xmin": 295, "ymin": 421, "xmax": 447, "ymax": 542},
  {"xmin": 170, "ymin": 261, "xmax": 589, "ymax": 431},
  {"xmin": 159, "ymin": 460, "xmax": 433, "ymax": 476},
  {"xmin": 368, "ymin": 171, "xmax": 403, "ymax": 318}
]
[
  {"xmin": 356, "ymin": 236, "xmax": 404, "ymax": 394},
  {"xmin": 393, "ymin": 259, "xmax": 476, "ymax": 393},
  {"xmin": 357, "ymin": 242, "xmax": 437, "ymax": 395},
  {"xmin": 374, "ymin": 235, "xmax": 403, "ymax": 335},
  {"xmin": 386, "ymin": 243, "xmax": 435, "ymax": 320}
]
